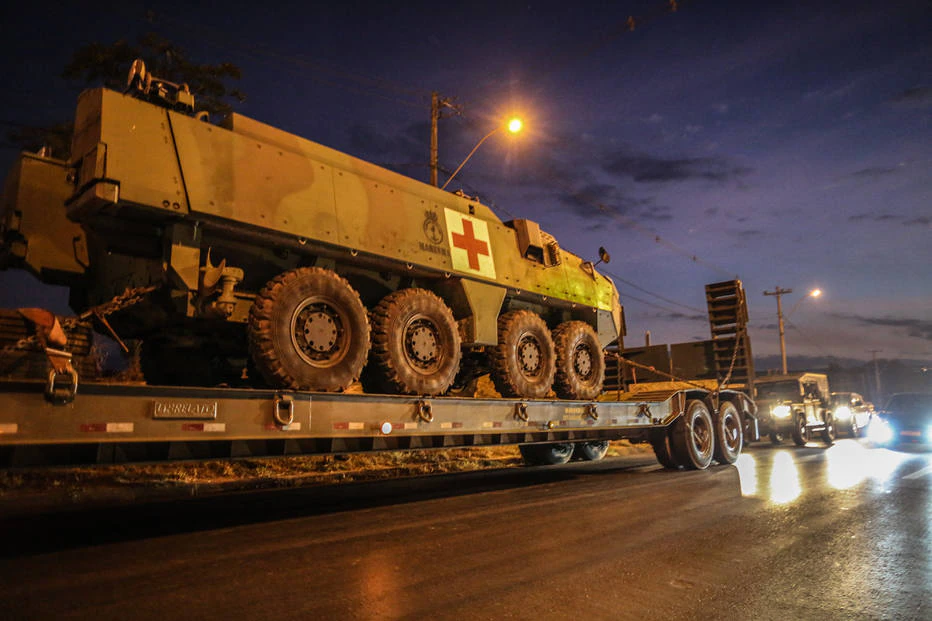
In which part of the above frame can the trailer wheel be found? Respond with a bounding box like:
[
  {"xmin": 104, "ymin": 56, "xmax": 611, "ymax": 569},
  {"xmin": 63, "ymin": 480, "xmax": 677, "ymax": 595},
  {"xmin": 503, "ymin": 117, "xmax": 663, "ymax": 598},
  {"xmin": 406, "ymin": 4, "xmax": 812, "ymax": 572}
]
[
  {"xmin": 671, "ymin": 400, "xmax": 715, "ymax": 470},
  {"xmin": 649, "ymin": 428, "xmax": 682, "ymax": 469},
  {"xmin": 490, "ymin": 310, "xmax": 555, "ymax": 398},
  {"xmin": 573, "ymin": 440, "xmax": 610, "ymax": 461},
  {"xmin": 713, "ymin": 401, "xmax": 743, "ymax": 464},
  {"xmin": 366, "ymin": 289, "xmax": 461, "ymax": 395},
  {"xmin": 248, "ymin": 267, "xmax": 370, "ymax": 391},
  {"xmin": 791, "ymin": 413, "xmax": 810, "ymax": 446},
  {"xmin": 769, "ymin": 431, "xmax": 785, "ymax": 445},
  {"xmin": 821, "ymin": 412, "xmax": 836, "ymax": 445},
  {"xmin": 552, "ymin": 321, "xmax": 605, "ymax": 400},
  {"xmin": 519, "ymin": 443, "xmax": 575, "ymax": 465}
]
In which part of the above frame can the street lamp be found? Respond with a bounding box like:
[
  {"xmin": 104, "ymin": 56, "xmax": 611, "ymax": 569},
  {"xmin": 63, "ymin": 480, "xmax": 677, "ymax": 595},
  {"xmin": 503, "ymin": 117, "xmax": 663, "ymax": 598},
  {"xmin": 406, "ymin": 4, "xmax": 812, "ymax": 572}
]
[
  {"xmin": 440, "ymin": 117, "xmax": 523, "ymax": 191},
  {"xmin": 763, "ymin": 287, "xmax": 822, "ymax": 374},
  {"xmin": 787, "ymin": 288, "xmax": 822, "ymax": 318}
]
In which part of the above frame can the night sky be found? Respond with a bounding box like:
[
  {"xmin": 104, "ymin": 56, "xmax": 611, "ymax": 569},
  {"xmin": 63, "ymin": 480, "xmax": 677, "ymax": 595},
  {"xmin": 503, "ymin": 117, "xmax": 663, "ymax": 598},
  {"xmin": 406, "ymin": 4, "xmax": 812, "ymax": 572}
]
[{"xmin": 0, "ymin": 0, "xmax": 929, "ymax": 366}]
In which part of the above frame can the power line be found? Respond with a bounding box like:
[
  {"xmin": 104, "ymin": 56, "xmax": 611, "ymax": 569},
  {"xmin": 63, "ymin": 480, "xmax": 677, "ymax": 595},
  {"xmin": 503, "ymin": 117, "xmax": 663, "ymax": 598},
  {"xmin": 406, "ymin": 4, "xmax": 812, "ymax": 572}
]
[{"xmin": 603, "ymin": 268, "xmax": 706, "ymax": 314}]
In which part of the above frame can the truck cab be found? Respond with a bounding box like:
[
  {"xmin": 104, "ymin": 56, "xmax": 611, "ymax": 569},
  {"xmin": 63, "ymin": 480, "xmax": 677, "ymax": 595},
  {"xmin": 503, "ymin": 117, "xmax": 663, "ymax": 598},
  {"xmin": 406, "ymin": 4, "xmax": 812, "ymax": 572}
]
[{"xmin": 755, "ymin": 372, "xmax": 835, "ymax": 446}]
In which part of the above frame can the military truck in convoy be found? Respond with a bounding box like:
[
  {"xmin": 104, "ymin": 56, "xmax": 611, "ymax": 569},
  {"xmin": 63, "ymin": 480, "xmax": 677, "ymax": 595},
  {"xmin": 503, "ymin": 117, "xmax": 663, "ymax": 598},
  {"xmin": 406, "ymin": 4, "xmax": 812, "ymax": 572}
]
[
  {"xmin": 0, "ymin": 61, "xmax": 758, "ymax": 471},
  {"xmin": 755, "ymin": 372, "xmax": 835, "ymax": 446}
]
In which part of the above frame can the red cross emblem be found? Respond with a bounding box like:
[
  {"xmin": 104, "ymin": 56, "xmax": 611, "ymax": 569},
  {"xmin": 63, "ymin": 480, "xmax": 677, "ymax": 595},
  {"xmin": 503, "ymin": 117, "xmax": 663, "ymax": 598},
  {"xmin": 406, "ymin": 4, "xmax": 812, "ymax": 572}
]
[{"xmin": 451, "ymin": 219, "xmax": 490, "ymax": 270}]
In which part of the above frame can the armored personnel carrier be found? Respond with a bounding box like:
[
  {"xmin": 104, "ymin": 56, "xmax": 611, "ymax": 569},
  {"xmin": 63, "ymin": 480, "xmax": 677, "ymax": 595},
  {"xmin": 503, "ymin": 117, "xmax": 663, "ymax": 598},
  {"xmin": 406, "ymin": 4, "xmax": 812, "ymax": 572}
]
[{"xmin": 1, "ymin": 61, "xmax": 623, "ymax": 399}]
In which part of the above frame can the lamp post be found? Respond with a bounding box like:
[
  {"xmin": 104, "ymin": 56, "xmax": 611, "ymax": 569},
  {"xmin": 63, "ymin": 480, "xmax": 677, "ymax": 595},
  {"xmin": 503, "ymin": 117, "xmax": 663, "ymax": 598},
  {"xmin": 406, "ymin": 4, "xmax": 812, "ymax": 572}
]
[
  {"xmin": 763, "ymin": 287, "xmax": 822, "ymax": 374},
  {"xmin": 440, "ymin": 117, "xmax": 523, "ymax": 191}
]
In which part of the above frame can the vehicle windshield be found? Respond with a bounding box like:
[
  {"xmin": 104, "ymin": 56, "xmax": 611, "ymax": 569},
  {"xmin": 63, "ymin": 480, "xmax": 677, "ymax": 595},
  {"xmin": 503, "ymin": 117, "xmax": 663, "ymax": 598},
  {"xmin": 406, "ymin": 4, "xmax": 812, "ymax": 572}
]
[
  {"xmin": 831, "ymin": 393, "xmax": 852, "ymax": 406},
  {"xmin": 883, "ymin": 394, "xmax": 932, "ymax": 424},
  {"xmin": 757, "ymin": 381, "xmax": 799, "ymax": 400}
]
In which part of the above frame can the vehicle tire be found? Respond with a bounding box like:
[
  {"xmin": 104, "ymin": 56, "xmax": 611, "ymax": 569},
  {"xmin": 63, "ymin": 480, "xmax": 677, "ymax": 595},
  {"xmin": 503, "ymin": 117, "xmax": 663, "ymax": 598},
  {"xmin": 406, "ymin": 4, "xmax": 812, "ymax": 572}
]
[
  {"xmin": 366, "ymin": 289, "xmax": 461, "ymax": 395},
  {"xmin": 552, "ymin": 321, "xmax": 605, "ymax": 400},
  {"xmin": 649, "ymin": 428, "xmax": 681, "ymax": 469},
  {"xmin": 791, "ymin": 413, "xmax": 810, "ymax": 446},
  {"xmin": 821, "ymin": 413, "xmax": 836, "ymax": 445},
  {"xmin": 490, "ymin": 310, "xmax": 555, "ymax": 398},
  {"xmin": 670, "ymin": 399, "xmax": 715, "ymax": 470},
  {"xmin": 519, "ymin": 443, "xmax": 575, "ymax": 465},
  {"xmin": 248, "ymin": 267, "xmax": 370, "ymax": 391},
  {"xmin": 573, "ymin": 440, "xmax": 610, "ymax": 461},
  {"xmin": 713, "ymin": 401, "xmax": 743, "ymax": 464},
  {"xmin": 769, "ymin": 430, "xmax": 785, "ymax": 445}
]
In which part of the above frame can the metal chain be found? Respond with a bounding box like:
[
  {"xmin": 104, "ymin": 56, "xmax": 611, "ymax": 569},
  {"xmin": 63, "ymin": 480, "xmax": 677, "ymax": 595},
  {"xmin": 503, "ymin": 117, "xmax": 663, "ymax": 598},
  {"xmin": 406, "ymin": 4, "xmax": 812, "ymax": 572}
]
[
  {"xmin": 718, "ymin": 323, "xmax": 746, "ymax": 391},
  {"xmin": 1, "ymin": 285, "xmax": 157, "ymax": 355},
  {"xmin": 608, "ymin": 353, "xmax": 715, "ymax": 392}
]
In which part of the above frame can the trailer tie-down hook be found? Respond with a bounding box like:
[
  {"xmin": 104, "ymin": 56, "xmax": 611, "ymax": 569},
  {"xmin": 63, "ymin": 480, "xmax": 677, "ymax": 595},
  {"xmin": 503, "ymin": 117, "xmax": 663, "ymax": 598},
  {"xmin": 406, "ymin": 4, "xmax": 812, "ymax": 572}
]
[
  {"xmin": 45, "ymin": 366, "xmax": 78, "ymax": 404},
  {"xmin": 415, "ymin": 399, "xmax": 433, "ymax": 423},
  {"xmin": 514, "ymin": 402, "xmax": 529, "ymax": 422},
  {"xmin": 273, "ymin": 394, "xmax": 295, "ymax": 427}
]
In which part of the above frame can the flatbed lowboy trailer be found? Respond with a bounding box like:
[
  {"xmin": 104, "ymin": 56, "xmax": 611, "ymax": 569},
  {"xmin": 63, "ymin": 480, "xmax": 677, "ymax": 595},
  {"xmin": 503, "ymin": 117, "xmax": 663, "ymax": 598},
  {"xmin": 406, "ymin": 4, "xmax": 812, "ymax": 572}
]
[{"xmin": 0, "ymin": 379, "xmax": 755, "ymax": 469}]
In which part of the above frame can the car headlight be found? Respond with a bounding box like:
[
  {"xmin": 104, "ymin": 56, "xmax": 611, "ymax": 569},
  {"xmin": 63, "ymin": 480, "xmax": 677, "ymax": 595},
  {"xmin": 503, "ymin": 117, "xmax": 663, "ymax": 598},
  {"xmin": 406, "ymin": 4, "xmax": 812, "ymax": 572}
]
[
  {"xmin": 834, "ymin": 406, "xmax": 852, "ymax": 420},
  {"xmin": 772, "ymin": 405, "xmax": 792, "ymax": 418},
  {"xmin": 868, "ymin": 419, "xmax": 894, "ymax": 444}
]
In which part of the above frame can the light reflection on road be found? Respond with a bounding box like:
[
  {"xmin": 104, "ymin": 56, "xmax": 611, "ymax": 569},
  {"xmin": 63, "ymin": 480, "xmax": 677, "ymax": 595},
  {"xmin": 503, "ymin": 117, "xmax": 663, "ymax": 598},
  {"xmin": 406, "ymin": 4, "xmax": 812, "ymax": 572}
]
[
  {"xmin": 736, "ymin": 439, "xmax": 922, "ymax": 503},
  {"xmin": 768, "ymin": 451, "xmax": 802, "ymax": 504}
]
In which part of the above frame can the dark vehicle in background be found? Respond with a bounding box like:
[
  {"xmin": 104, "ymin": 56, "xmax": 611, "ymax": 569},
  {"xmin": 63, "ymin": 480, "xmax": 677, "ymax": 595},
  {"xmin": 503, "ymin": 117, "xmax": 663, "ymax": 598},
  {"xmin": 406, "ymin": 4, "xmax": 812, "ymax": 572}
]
[
  {"xmin": 868, "ymin": 393, "xmax": 932, "ymax": 449},
  {"xmin": 829, "ymin": 391, "xmax": 873, "ymax": 438},
  {"xmin": 755, "ymin": 372, "xmax": 835, "ymax": 446}
]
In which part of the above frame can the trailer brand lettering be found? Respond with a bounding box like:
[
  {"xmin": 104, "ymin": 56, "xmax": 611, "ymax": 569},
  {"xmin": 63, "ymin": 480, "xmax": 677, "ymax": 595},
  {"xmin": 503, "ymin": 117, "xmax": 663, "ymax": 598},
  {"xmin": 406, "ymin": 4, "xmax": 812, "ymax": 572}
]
[{"xmin": 153, "ymin": 401, "xmax": 218, "ymax": 419}]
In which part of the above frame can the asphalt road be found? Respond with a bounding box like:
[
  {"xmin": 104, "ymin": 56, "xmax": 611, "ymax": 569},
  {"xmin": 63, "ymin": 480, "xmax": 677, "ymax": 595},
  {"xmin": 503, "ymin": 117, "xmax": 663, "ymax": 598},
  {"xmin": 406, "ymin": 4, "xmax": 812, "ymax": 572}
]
[{"xmin": 1, "ymin": 438, "xmax": 930, "ymax": 620}]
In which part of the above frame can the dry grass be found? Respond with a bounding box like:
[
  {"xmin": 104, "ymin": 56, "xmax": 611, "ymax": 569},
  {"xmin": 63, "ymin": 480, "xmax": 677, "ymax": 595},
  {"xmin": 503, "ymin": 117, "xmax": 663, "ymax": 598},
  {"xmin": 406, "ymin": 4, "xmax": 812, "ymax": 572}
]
[{"xmin": 0, "ymin": 442, "xmax": 651, "ymax": 502}]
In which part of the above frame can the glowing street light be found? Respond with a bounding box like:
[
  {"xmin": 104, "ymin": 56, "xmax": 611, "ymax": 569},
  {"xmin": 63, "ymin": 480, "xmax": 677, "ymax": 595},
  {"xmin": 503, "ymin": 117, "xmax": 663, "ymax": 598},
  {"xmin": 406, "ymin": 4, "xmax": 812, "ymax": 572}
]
[
  {"xmin": 440, "ymin": 117, "xmax": 523, "ymax": 191},
  {"xmin": 764, "ymin": 286, "xmax": 824, "ymax": 374},
  {"xmin": 788, "ymin": 288, "xmax": 823, "ymax": 318}
]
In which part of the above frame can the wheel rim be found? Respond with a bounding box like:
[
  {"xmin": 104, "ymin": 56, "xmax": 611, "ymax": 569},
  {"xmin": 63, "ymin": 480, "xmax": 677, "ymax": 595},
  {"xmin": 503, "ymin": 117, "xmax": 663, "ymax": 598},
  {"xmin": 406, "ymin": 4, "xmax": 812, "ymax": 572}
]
[
  {"xmin": 291, "ymin": 298, "xmax": 348, "ymax": 367},
  {"xmin": 403, "ymin": 314, "xmax": 442, "ymax": 374},
  {"xmin": 517, "ymin": 332, "xmax": 543, "ymax": 378},
  {"xmin": 692, "ymin": 414, "xmax": 713, "ymax": 456},
  {"xmin": 572, "ymin": 342, "xmax": 594, "ymax": 380},
  {"xmin": 723, "ymin": 413, "xmax": 741, "ymax": 453}
]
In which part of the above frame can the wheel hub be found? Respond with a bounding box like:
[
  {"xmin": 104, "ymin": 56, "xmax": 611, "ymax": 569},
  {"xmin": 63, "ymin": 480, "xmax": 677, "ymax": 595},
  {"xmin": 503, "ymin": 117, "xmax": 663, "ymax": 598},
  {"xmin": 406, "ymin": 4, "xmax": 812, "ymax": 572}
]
[
  {"xmin": 573, "ymin": 343, "xmax": 593, "ymax": 379},
  {"xmin": 404, "ymin": 317, "xmax": 441, "ymax": 371},
  {"xmin": 292, "ymin": 301, "xmax": 346, "ymax": 365},
  {"xmin": 517, "ymin": 334, "xmax": 542, "ymax": 376}
]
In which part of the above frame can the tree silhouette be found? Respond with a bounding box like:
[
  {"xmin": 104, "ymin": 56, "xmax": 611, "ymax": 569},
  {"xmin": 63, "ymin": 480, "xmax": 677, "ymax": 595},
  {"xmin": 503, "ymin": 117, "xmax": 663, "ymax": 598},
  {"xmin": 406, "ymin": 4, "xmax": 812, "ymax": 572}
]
[{"xmin": 7, "ymin": 34, "xmax": 245, "ymax": 158}]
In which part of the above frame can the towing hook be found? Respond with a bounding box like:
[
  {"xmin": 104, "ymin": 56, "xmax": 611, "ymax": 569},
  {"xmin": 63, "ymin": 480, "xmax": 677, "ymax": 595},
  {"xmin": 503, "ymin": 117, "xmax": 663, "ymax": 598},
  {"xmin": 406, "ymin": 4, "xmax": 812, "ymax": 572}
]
[
  {"xmin": 415, "ymin": 399, "xmax": 433, "ymax": 423},
  {"xmin": 585, "ymin": 403, "xmax": 599, "ymax": 421},
  {"xmin": 514, "ymin": 402, "xmax": 529, "ymax": 422},
  {"xmin": 273, "ymin": 394, "xmax": 295, "ymax": 427}
]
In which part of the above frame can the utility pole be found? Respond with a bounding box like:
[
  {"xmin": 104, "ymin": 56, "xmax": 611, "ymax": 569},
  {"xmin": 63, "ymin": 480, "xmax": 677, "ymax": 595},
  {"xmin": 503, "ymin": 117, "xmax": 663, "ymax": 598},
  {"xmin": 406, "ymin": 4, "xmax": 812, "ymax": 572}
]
[
  {"xmin": 868, "ymin": 349, "xmax": 883, "ymax": 404},
  {"xmin": 764, "ymin": 286, "xmax": 793, "ymax": 374},
  {"xmin": 429, "ymin": 92, "xmax": 462, "ymax": 187}
]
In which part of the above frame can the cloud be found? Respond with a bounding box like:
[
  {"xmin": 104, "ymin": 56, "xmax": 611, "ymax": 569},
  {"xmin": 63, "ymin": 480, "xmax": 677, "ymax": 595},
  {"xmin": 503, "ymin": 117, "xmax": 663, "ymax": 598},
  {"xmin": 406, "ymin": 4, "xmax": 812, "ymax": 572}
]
[
  {"xmin": 848, "ymin": 213, "xmax": 900, "ymax": 223},
  {"xmin": 649, "ymin": 311, "xmax": 707, "ymax": 323},
  {"xmin": 638, "ymin": 207, "xmax": 673, "ymax": 221},
  {"xmin": 846, "ymin": 166, "xmax": 902, "ymax": 180},
  {"xmin": 832, "ymin": 313, "xmax": 932, "ymax": 342},
  {"xmin": 891, "ymin": 86, "xmax": 932, "ymax": 109},
  {"xmin": 558, "ymin": 183, "xmax": 651, "ymax": 220},
  {"xmin": 603, "ymin": 150, "xmax": 752, "ymax": 184}
]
